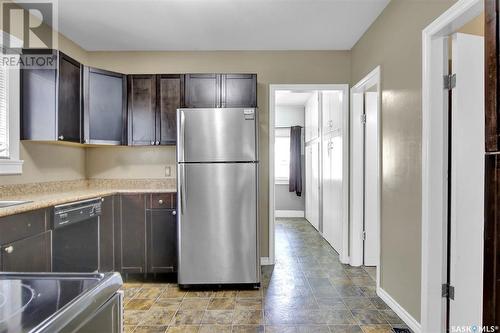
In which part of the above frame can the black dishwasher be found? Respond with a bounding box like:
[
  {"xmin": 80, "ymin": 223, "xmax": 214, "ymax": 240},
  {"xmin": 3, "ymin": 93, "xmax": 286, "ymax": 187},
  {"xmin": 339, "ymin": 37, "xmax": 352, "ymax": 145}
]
[{"xmin": 52, "ymin": 198, "xmax": 101, "ymax": 272}]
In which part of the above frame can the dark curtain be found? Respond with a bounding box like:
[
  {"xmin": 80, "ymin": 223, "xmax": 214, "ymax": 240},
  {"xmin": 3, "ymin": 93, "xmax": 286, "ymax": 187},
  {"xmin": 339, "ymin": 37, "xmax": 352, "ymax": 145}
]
[{"xmin": 289, "ymin": 126, "xmax": 302, "ymax": 196}]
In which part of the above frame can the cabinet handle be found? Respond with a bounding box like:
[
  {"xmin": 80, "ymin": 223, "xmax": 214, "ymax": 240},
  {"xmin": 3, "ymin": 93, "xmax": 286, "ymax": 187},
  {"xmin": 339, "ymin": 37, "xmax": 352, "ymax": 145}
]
[
  {"xmin": 158, "ymin": 199, "xmax": 164, "ymax": 205},
  {"xmin": 58, "ymin": 135, "xmax": 64, "ymax": 140},
  {"xmin": 172, "ymin": 210, "xmax": 177, "ymax": 216},
  {"xmin": 4, "ymin": 246, "xmax": 13, "ymax": 254},
  {"xmin": 156, "ymin": 141, "xmax": 160, "ymax": 145},
  {"xmin": 150, "ymin": 141, "xmax": 155, "ymax": 145}
]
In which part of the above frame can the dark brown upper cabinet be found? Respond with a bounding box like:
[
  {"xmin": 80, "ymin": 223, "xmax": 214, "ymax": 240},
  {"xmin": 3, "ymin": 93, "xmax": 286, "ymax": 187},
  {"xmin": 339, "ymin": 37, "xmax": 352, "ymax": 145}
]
[
  {"xmin": 184, "ymin": 74, "xmax": 220, "ymax": 108},
  {"xmin": 83, "ymin": 67, "xmax": 127, "ymax": 145},
  {"xmin": 128, "ymin": 75, "xmax": 157, "ymax": 146},
  {"xmin": 221, "ymin": 74, "xmax": 257, "ymax": 108},
  {"xmin": 21, "ymin": 51, "xmax": 82, "ymax": 143},
  {"xmin": 185, "ymin": 73, "xmax": 257, "ymax": 108},
  {"xmin": 128, "ymin": 74, "xmax": 183, "ymax": 146},
  {"xmin": 157, "ymin": 74, "xmax": 184, "ymax": 145}
]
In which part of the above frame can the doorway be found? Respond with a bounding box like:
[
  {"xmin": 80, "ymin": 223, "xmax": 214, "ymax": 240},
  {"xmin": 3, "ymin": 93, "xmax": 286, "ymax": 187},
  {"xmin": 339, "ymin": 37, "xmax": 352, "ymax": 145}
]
[
  {"xmin": 268, "ymin": 84, "xmax": 349, "ymax": 265},
  {"xmin": 350, "ymin": 66, "xmax": 381, "ymax": 275},
  {"xmin": 421, "ymin": 0, "xmax": 485, "ymax": 331}
]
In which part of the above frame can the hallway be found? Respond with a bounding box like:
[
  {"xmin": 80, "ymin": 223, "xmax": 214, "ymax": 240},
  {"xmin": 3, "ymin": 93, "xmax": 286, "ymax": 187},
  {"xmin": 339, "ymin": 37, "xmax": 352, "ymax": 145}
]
[{"xmin": 122, "ymin": 218, "xmax": 409, "ymax": 332}]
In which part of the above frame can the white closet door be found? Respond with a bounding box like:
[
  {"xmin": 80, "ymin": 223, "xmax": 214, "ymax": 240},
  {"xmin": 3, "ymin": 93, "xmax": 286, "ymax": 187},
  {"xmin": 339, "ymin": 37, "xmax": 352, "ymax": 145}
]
[
  {"xmin": 305, "ymin": 142, "xmax": 320, "ymax": 231},
  {"xmin": 322, "ymin": 132, "xmax": 343, "ymax": 252},
  {"xmin": 322, "ymin": 90, "xmax": 343, "ymax": 135},
  {"xmin": 449, "ymin": 33, "xmax": 484, "ymax": 329},
  {"xmin": 305, "ymin": 92, "xmax": 319, "ymax": 142}
]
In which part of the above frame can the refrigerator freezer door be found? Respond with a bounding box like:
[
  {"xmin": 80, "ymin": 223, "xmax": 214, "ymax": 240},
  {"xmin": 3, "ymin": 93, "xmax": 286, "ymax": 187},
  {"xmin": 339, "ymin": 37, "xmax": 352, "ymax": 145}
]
[
  {"xmin": 177, "ymin": 108, "xmax": 257, "ymax": 163},
  {"xmin": 178, "ymin": 162, "xmax": 259, "ymax": 284}
]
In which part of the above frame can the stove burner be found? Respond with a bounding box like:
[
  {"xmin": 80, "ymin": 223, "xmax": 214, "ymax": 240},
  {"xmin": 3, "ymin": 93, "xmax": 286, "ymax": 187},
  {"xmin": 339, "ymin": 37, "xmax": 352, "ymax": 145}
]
[{"xmin": 0, "ymin": 281, "xmax": 35, "ymax": 324}]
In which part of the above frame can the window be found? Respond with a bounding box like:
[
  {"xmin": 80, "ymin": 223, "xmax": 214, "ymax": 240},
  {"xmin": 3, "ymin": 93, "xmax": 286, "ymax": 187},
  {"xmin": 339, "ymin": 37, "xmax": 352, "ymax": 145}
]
[
  {"xmin": 0, "ymin": 65, "xmax": 9, "ymax": 159},
  {"xmin": 275, "ymin": 134, "xmax": 290, "ymax": 184},
  {"xmin": 0, "ymin": 32, "xmax": 23, "ymax": 174}
]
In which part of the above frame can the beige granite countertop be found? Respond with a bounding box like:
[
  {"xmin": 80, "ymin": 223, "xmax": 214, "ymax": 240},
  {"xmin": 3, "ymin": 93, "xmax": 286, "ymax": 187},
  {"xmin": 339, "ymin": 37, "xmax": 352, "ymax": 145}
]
[{"xmin": 0, "ymin": 179, "xmax": 176, "ymax": 217}]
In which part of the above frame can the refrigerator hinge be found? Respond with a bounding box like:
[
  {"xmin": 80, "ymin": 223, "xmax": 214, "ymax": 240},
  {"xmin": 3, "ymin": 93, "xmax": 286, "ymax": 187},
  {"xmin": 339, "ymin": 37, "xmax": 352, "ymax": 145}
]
[
  {"xmin": 360, "ymin": 114, "xmax": 366, "ymax": 125},
  {"xmin": 444, "ymin": 74, "xmax": 456, "ymax": 90},
  {"xmin": 442, "ymin": 283, "xmax": 455, "ymax": 300},
  {"xmin": 361, "ymin": 231, "xmax": 366, "ymax": 241}
]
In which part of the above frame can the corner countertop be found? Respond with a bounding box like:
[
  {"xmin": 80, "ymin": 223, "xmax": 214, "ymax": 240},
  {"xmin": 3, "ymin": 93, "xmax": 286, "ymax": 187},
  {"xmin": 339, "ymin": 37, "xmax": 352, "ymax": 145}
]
[{"xmin": 0, "ymin": 179, "xmax": 176, "ymax": 218}]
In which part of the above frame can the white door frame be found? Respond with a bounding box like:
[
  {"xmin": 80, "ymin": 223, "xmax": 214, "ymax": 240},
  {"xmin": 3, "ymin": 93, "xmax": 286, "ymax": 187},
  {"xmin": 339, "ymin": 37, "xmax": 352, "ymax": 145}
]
[
  {"xmin": 349, "ymin": 66, "xmax": 381, "ymax": 283},
  {"xmin": 268, "ymin": 84, "xmax": 349, "ymax": 265},
  {"xmin": 421, "ymin": 0, "xmax": 483, "ymax": 331}
]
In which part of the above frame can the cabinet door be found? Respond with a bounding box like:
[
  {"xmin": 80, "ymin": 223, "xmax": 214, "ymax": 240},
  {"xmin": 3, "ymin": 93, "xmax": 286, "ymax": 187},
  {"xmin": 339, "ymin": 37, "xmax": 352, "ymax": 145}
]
[
  {"xmin": 185, "ymin": 74, "xmax": 220, "ymax": 108},
  {"xmin": 116, "ymin": 194, "xmax": 146, "ymax": 273},
  {"xmin": 128, "ymin": 75, "xmax": 156, "ymax": 145},
  {"xmin": 83, "ymin": 67, "xmax": 126, "ymax": 145},
  {"xmin": 100, "ymin": 196, "xmax": 115, "ymax": 272},
  {"xmin": 157, "ymin": 74, "xmax": 184, "ymax": 145},
  {"xmin": 305, "ymin": 142, "xmax": 320, "ymax": 231},
  {"xmin": 57, "ymin": 52, "xmax": 81, "ymax": 142},
  {"xmin": 221, "ymin": 74, "xmax": 257, "ymax": 108},
  {"xmin": 305, "ymin": 92, "xmax": 319, "ymax": 142},
  {"xmin": 147, "ymin": 208, "xmax": 177, "ymax": 273},
  {"xmin": 1, "ymin": 231, "xmax": 52, "ymax": 272}
]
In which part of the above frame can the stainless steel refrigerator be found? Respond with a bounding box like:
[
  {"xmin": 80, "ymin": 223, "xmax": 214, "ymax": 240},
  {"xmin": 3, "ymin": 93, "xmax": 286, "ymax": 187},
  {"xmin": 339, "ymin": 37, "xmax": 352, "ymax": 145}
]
[{"xmin": 177, "ymin": 107, "xmax": 260, "ymax": 286}]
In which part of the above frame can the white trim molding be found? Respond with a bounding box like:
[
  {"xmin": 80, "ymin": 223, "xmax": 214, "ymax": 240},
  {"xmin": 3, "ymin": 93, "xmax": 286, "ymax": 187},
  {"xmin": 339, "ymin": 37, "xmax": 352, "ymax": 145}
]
[
  {"xmin": 260, "ymin": 257, "xmax": 272, "ymax": 266},
  {"xmin": 275, "ymin": 210, "xmax": 305, "ymax": 218},
  {"xmin": 421, "ymin": 0, "xmax": 483, "ymax": 331},
  {"xmin": 378, "ymin": 287, "xmax": 421, "ymax": 333}
]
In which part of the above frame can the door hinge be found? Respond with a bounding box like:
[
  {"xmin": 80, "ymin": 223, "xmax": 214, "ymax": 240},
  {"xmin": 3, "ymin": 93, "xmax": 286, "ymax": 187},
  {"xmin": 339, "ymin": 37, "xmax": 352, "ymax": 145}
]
[
  {"xmin": 444, "ymin": 74, "xmax": 456, "ymax": 90},
  {"xmin": 361, "ymin": 231, "xmax": 366, "ymax": 241},
  {"xmin": 360, "ymin": 114, "xmax": 366, "ymax": 125},
  {"xmin": 442, "ymin": 283, "xmax": 455, "ymax": 300}
]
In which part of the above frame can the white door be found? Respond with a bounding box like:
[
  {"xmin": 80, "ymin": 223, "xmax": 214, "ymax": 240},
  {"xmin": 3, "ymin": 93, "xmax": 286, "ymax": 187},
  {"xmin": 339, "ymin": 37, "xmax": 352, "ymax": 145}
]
[
  {"xmin": 305, "ymin": 142, "xmax": 320, "ymax": 231},
  {"xmin": 322, "ymin": 132, "xmax": 343, "ymax": 252},
  {"xmin": 449, "ymin": 33, "xmax": 484, "ymax": 328},
  {"xmin": 350, "ymin": 92, "xmax": 365, "ymax": 266},
  {"xmin": 305, "ymin": 92, "xmax": 319, "ymax": 142},
  {"xmin": 363, "ymin": 91, "xmax": 379, "ymax": 266},
  {"xmin": 322, "ymin": 89, "xmax": 345, "ymax": 253}
]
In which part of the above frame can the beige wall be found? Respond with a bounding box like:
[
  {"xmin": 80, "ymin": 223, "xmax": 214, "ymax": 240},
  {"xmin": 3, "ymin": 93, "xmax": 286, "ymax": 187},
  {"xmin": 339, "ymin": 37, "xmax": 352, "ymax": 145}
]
[
  {"xmin": 350, "ymin": 0, "xmax": 455, "ymax": 321},
  {"xmin": 1, "ymin": 142, "xmax": 86, "ymax": 185},
  {"xmin": 86, "ymin": 146, "xmax": 176, "ymax": 179},
  {"xmin": 87, "ymin": 51, "xmax": 351, "ymax": 256}
]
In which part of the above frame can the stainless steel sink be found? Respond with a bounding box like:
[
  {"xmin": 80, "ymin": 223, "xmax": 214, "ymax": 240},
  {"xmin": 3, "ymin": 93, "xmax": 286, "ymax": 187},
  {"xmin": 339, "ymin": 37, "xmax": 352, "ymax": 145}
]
[{"xmin": 0, "ymin": 200, "xmax": 32, "ymax": 208}]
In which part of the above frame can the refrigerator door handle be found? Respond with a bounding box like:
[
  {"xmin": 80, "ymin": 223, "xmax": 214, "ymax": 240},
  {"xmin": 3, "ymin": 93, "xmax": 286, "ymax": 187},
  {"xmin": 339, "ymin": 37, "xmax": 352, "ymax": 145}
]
[{"xmin": 179, "ymin": 163, "xmax": 186, "ymax": 215}]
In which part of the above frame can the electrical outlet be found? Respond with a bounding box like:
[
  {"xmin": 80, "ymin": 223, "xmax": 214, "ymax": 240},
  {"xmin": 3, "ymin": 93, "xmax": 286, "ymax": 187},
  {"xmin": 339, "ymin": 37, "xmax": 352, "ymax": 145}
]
[{"xmin": 165, "ymin": 166, "xmax": 171, "ymax": 177}]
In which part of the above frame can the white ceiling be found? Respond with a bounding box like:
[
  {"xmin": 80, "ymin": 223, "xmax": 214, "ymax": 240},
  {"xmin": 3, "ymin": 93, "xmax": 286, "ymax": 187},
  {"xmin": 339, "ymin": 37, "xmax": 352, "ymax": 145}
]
[
  {"xmin": 50, "ymin": 0, "xmax": 390, "ymax": 51},
  {"xmin": 275, "ymin": 90, "xmax": 314, "ymax": 107}
]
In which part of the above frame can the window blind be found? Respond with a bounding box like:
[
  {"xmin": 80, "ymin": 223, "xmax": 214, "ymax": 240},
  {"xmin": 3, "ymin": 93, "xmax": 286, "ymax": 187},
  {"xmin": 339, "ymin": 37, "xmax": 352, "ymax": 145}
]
[{"xmin": 0, "ymin": 66, "xmax": 8, "ymax": 158}]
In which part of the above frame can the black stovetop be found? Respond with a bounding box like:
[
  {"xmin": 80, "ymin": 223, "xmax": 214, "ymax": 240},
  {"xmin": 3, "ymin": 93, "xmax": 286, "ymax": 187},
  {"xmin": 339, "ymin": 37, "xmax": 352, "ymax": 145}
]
[{"xmin": 0, "ymin": 275, "xmax": 101, "ymax": 333}]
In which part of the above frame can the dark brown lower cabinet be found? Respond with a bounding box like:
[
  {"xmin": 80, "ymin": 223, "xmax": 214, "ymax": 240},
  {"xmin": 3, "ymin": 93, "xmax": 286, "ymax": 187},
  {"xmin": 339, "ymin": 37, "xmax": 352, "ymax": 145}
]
[
  {"xmin": 147, "ymin": 208, "xmax": 177, "ymax": 273},
  {"xmin": 99, "ymin": 196, "xmax": 115, "ymax": 272},
  {"xmin": 484, "ymin": 154, "xmax": 500, "ymax": 325},
  {"xmin": 1, "ymin": 230, "xmax": 52, "ymax": 272},
  {"xmin": 115, "ymin": 194, "xmax": 147, "ymax": 274}
]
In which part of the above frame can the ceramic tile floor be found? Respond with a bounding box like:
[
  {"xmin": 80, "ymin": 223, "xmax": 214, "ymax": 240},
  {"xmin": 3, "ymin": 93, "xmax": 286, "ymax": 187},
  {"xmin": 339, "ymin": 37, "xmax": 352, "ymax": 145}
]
[{"xmin": 123, "ymin": 218, "xmax": 411, "ymax": 333}]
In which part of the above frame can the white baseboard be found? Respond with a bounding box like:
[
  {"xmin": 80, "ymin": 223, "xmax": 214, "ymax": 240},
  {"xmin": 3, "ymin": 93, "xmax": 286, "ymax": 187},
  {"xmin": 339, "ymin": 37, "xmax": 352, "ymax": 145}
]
[
  {"xmin": 377, "ymin": 287, "xmax": 421, "ymax": 333},
  {"xmin": 275, "ymin": 210, "xmax": 305, "ymax": 218},
  {"xmin": 260, "ymin": 257, "xmax": 273, "ymax": 265}
]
